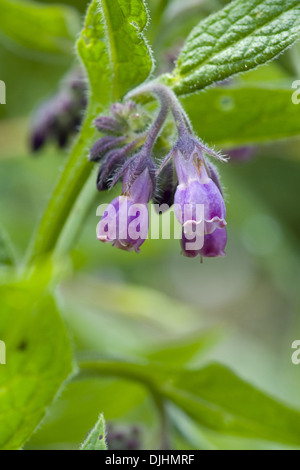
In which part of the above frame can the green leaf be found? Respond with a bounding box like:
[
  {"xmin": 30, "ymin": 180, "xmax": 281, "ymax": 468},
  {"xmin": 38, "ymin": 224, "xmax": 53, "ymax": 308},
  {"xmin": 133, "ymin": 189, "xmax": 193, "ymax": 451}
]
[
  {"xmin": 182, "ymin": 85, "xmax": 300, "ymax": 147},
  {"xmin": 167, "ymin": 0, "xmax": 300, "ymax": 95},
  {"xmin": 0, "ymin": 0, "xmax": 80, "ymax": 60},
  {"xmin": 163, "ymin": 364, "xmax": 300, "ymax": 446},
  {"xmin": 145, "ymin": 331, "xmax": 219, "ymax": 366},
  {"xmin": 0, "ymin": 281, "xmax": 73, "ymax": 450},
  {"xmin": 26, "ymin": 378, "xmax": 147, "ymax": 449},
  {"xmin": 81, "ymin": 414, "xmax": 107, "ymax": 450},
  {"xmin": 77, "ymin": 0, "xmax": 153, "ymax": 104},
  {"xmin": 79, "ymin": 359, "xmax": 300, "ymax": 446}
]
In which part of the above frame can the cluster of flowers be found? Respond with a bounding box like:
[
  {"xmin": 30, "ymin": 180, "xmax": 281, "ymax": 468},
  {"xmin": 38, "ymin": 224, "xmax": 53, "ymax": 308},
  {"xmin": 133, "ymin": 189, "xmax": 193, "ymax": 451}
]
[
  {"xmin": 90, "ymin": 84, "xmax": 227, "ymax": 259},
  {"xmin": 30, "ymin": 69, "xmax": 87, "ymax": 152}
]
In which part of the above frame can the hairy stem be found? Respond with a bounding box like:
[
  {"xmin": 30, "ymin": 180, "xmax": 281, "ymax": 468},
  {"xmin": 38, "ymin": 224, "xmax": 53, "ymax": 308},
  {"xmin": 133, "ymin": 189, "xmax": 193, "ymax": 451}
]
[
  {"xmin": 128, "ymin": 82, "xmax": 193, "ymax": 136},
  {"xmin": 142, "ymin": 90, "xmax": 169, "ymax": 153},
  {"xmin": 25, "ymin": 101, "xmax": 104, "ymax": 265},
  {"xmin": 53, "ymin": 170, "xmax": 99, "ymax": 259}
]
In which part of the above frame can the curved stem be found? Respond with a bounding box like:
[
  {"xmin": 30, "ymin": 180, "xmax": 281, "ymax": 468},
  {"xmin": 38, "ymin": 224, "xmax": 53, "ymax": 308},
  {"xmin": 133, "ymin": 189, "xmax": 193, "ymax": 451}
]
[
  {"xmin": 78, "ymin": 357, "xmax": 172, "ymax": 450},
  {"xmin": 25, "ymin": 101, "xmax": 104, "ymax": 265},
  {"xmin": 79, "ymin": 358, "xmax": 159, "ymax": 391},
  {"xmin": 53, "ymin": 170, "xmax": 99, "ymax": 259},
  {"xmin": 128, "ymin": 82, "xmax": 193, "ymax": 137},
  {"xmin": 142, "ymin": 90, "xmax": 169, "ymax": 154}
]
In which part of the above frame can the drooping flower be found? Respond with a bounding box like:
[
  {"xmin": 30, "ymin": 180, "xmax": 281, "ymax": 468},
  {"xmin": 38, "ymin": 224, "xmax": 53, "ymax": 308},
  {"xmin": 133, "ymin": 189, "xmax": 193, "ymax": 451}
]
[
  {"xmin": 110, "ymin": 101, "xmax": 150, "ymax": 133},
  {"xmin": 97, "ymin": 155, "xmax": 155, "ymax": 252},
  {"xmin": 173, "ymin": 133, "xmax": 227, "ymax": 237}
]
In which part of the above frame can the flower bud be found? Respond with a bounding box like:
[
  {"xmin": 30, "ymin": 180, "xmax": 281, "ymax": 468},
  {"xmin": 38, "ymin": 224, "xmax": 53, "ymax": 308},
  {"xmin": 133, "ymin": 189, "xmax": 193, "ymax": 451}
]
[
  {"xmin": 89, "ymin": 136, "xmax": 126, "ymax": 162},
  {"xmin": 110, "ymin": 101, "xmax": 149, "ymax": 133},
  {"xmin": 96, "ymin": 149, "xmax": 127, "ymax": 191},
  {"xmin": 94, "ymin": 116, "xmax": 126, "ymax": 135}
]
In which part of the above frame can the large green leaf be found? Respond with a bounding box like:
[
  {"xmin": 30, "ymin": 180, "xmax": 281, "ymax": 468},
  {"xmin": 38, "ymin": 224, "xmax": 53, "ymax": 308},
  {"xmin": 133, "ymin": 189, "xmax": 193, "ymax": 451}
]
[
  {"xmin": 163, "ymin": 364, "xmax": 300, "ymax": 446},
  {"xmin": 145, "ymin": 332, "xmax": 219, "ymax": 366},
  {"xmin": 77, "ymin": 0, "xmax": 153, "ymax": 104},
  {"xmin": 79, "ymin": 358, "xmax": 300, "ymax": 446},
  {"xmin": 182, "ymin": 86, "xmax": 300, "ymax": 147},
  {"xmin": 0, "ymin": 280, "xmax": 73, "ymax": 450},
  {"xmin": 167, "ymin": 0, "xmax": 300, "ymax": 94},
  {"xmin": 25, "ymin": 378, "xmax": 148, "ymax": 449},
  {"xmin": 81, "ymin": 414, "xmax": 107, "ymax": 450},
  {"xmin": 0, "ymin": 0, "xmax": 80, "ymax": 60}
]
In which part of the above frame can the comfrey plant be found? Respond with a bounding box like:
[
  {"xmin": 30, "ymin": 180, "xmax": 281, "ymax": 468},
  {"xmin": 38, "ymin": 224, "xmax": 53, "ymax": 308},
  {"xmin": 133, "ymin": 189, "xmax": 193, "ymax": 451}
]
[
  {"xmin": 90, "ymin": 85, "xmax": 227, "ymax": 258},
  {"xmin": 2, "ymin": 0, "xmax": 300, "ymax": 452}
]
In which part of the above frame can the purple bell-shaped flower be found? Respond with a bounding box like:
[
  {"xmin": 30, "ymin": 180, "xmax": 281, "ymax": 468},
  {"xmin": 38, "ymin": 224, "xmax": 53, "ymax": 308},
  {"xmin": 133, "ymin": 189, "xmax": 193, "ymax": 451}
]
[{"xmin": 97, "ymin": 156, "xmax": 155, "ymax": 253}]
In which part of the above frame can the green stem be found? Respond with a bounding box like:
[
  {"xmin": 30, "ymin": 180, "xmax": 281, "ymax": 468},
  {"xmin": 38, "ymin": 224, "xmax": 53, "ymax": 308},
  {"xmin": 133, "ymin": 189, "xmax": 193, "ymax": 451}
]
[
  {"xmin": 79, "ymin": 358, "xmax": 158, "ymax": 392},
  {"xmin": 53, "ymin": 170, "xmax": 99, "ymax": 258},
  {"xmin": 25, "ymin": 101, "xmax": 104, "ymax": 265},
  {"xmin": 128, "ymin": 82, "xmax": 192, "ymax": 136},
  {"xmin": 79, "ymin": 358, "xmax": 172, "ymax": 449},
  {"xmin": 154, "ymin": 395, "xmax": 172, "ymax": 450}
]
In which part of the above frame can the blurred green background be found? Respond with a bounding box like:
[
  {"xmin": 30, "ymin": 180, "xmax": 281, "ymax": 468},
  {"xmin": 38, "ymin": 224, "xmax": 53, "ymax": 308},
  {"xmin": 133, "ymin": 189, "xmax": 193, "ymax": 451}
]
[{"xmin": 1, "ymin": 0, "xmax": 300, "ymax": 450}]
